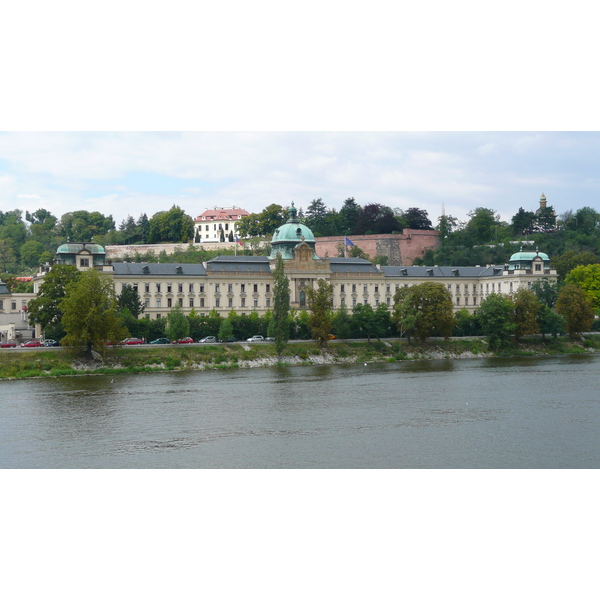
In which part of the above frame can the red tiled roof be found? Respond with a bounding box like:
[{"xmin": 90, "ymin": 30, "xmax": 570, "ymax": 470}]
[{"xmin": 194, "ymin": 208, "xmax": 250, "ymax": 221}]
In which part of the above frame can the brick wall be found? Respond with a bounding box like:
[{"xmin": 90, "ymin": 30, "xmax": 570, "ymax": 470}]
[{"xmin": 314, "ymin": 230, "xmax": 440, "ymax": 266}]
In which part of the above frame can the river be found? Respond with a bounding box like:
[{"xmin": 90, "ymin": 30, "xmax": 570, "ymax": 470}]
[{"xmin": 1, "ymin": 354, "xmax": 599, "ymax": 468}]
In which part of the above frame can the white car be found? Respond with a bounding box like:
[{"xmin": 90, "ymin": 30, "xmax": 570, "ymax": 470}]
[{"xmin": 246, "ymin": 335, "xmax": 264, "ymax": 342}]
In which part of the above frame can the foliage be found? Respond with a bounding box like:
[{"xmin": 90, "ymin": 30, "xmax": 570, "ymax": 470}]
[
  {"xmin": 351, "ymin": 303, "xmax": 377, "ymax": 341},
  {"xmin": 476, "ymin": 293, "xmax": 515, "ymax": 350},
  {"xmin": 512, "ymin": 288, "xmax": 541, "ymax": 341},
  {"xmin": 218, "ymin": 318, "xmax": 234, "ymax": 341},
  {"xmin": 58, "ymin": 210, "xmax": 115, "ymax": 242},
  {"xmin": 166, "ymin": 304, "xmax": 190, "ymax": 341},
  {"xmin": 60, "ymin": 269, "xmax": 128, "ymax": 357},
  {"xmin": 331, "ymin": 306, "xmax": 352, "ymax": 339},
  {"xmin": 453, "ymin": 308, "xmax": 481, "ymax": 336},
  {"xmin": 531, "ymin": 279, "xmax": 560, "ymax": 308},
  {"xmin": 511, "ymin": 208, "xmax": 536, "ymax": 236},
  {"xmin": 270, "ymin": 252, "xmax": 291, "ymax": 356},
  {"xmin": 27, "ymin": 264, "xmax": 81, "ymax": 334},
  {"xmin": 555, "ymin": 284, "xmax": 596, "ymax": 338},
  {"xmin": 565, "ymin": 263, "xmax": 600, "ymax": 310},
  {"xmin": 306, "ymin": 279, "xmax": 334, "ymax": 348},
  {"xmin": 147, "ymin": 205, "xmax": 194, "ymax": 243},
  {"xmin": 552, "ymin": 250, "xmax": 598, "ymax": 281},
  {"xmin": 402, "ymin": 207, "xmax": 432, "ymax": 230},
  {"xmin": 536, "ymin": 304, "xmax": 565, "ymax": 339},
  {"xmin": 238, "ymin": 204, "xmax": 287, "ymax": 238},
  {"xmin": 392, "ymin": 282, "xmax": 454, "ymax": 342},
  {"xmin": 118, "ymin": 284, "xmax": 145, "ymax": 318}
]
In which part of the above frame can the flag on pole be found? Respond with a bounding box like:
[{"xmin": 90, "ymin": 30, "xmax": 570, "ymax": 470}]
[
  {"xmin": 236, "ymin": 235, "xmax": 243, "ymax": 246},
  {"xmin": 345, "ymin": 237, "xmax": 355, "ymax": 246}
]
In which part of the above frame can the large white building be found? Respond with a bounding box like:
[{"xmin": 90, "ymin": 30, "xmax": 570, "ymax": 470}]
[
  {"xmin": 193, "ymin": 207, "xmax": 250, "ymax": 243},
  {"xmin": 34, "ymin": 205, "xmax": 559, "ymax": 326}
]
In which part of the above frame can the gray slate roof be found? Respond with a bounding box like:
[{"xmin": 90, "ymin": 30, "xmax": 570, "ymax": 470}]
[
  {"xmin": 382, "ymin": 265, "xmax": 504, "ymax": 278},
  {"xmin": 206, "ymin": 255, "xmax": 271, "ymax": 273},
  {"xmin": 112, "ymin": 263, "xmax": 207, "ymax": 276}
]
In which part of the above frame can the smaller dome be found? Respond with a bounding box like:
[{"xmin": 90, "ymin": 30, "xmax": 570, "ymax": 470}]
[
  {"xmin": 56, "ymin": 242, "xmax": 106, "ymax": 255},
  {"xmin": 509, "ymin": 250, "xmax": 549, "ymax": 262}
]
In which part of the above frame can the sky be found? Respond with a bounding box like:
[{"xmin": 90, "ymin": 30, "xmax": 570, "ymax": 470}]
[{"xmin": 1, "ymin": 131, "xmax": 600, "ymax": 229}]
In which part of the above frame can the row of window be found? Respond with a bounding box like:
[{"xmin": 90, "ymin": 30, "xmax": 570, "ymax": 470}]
[
  {"xmin": 126, "ymin": 282, "xmax": 270, "ymax": 294},
  {"xmin": 0, "ymin": 300, "xmax": 23, "ymax": 311},
  {"xmin": 145, "ymin": 296, "xmax": 271, "ymax": 309}
]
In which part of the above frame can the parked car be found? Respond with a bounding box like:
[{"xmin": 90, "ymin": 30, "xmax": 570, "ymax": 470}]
[
  {"xmin": 219, "ymin": 337, "xmax": 237, "ymax": 343},
  {"xmin": 246, "ymin": 335, "xmax": 264, "ymax": 342},
  {"xmin": 1, "ymin": 340, "xmax": 17, "ymax": 348},
  {"xmin": 150, "ymin": 337, "xmax": 171, "ymax": 344},
  {"xmin": 264, "ymin": 337, "xmax": 274, "ymax": 342},
  {"xmin": 122, "ymin": 338, "xmax": 144, "ymax": 345},
  {"xmin": 174, "ymin": 337, "xmax": 195, "ymax": 344},
  {"xmin": 328, "ymin": 334, "xmax": 336, "ymax": 340},
  {"xmin": 43, "ymin": 339, "xmax": 60, "ymax": 347},
  {"xmin": 199, "ymin": 336, "xmax": 218, "ymax": 344},
  {"xmin": 21, "ymin": 340, "xmax": 43, "ymax": 347}
]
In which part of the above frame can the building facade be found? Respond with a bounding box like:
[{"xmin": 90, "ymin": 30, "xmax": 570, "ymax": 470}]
[
  {"xmin": 34, "ymin": 209, "xmax": 558, "ymax": 326},
  {"xmin": 193, "ymin": 207, "xmax": 250, "ymax": 243},
  {"xmin": 0, "ymin": 279, "xmax": 36, "ymax": 342}
]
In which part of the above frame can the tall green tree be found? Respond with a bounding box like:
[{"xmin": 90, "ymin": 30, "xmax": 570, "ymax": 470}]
[
  {"xmin": 476, "ymin": 293, "xmax": 515, "ymax": 350},
  {"xmin": 565, "ymin": 263, "xmax": 600, "ymax": 310},
  {"xmin": 148, "ymin": 205, "xmax": 194, "ymax": 243},
  {"xmin": 270, "ymin": 252, "xmax": 291, "ymax": 356},
  {"xmin": 402, "ymin": 207, "xmax": 432, "ymax": 230},
  {"xmin": 166, "ymin": 304, "xmax": 190, "ymax": 341},
  {"xmin": 392, "ymin": 282, "xmax": 454, "ymax": 342},
  {"xmin": 306, "ymin": 279, "xmax": 334, "ymax": 348},
  {"xmin": 27, "ymin": 264, "xmax": 81, "ymax": 339},
  {"xmin": 351, "ymin": 303, "xmax": 377, "ymax": 341},
  {"xmin": 118, "ymin": 283, "xmax": 145, "ymax": 318},
  {"xmin": 512, "ymin": 288, "xmax": 541, "ymax": 342},
  {"xmin": 60, "ymin": 269, "xmax": 128, "ymax": 358},
  {"xmin": 555, "ymin": 284, "xmax": 595, "ymax": 338}
]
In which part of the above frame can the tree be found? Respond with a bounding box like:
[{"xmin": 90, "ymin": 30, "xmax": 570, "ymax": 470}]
[
  {"xmin": 304, "ymin": 198, "xmax": 328, "ymax": 234},
  {"xmin": 331, "ymin": 306, "xmax": 352, "ymax": 339},
  {"xmin": 339, "ymin": 197, "xmax": 360, "ymax": 234},
  {"xmin": 531, "ymin": 279, "xmax": 560, "ymax": 308},
  {"xmin": 20, "ymin": 240, "xmax": 46, "ymax": 267},
  {"xmin": 511, "ymin": 207, "xmax": 536, "ymax": 236},
  {"xmin": 436, "ymin": 214, "xmax": 458, "ymax": 239},
  {"xmin": 392, "ymin": 289, "xmax": 419, "ymax": 342},
  {"xmin": 60, "ymin": 269, "xmax": 128, "ymax": 358},
  {"xmin": 306, "ymin": 279, "xmax": 334, "ymax": 348},
  {"xmin": 555, "ymin": 284, "xmax": 595, "ymax": 339},
  {"xmin": 270, "ymin": 252, "xmax": 291, "ymax": 356},
  {"xmin": 464, "ymin": 208, "xmax": 499, "ymax": 245},
  {"xmin": 476, "ymin": 293, "xmax": 515, "ymax": 350},
  {"xmin": 403, "ymin": 207, "xmax": 432, "ymax": 230},
  {"xmin": 166, "ymin": 304, "xmax": 190, "ymax": 342},
  {"xmin": 118, "ymin": 284, "xmax": 145, "ymax": 318},
  {"xmin": 351, "ymin": 303, "xmax": 377, "ymax": 341},
  {"xmin": 148, "ymin": 205, "xmax": 194, "ymax": 243},
  {"xmin": 536, "ymin": 304, "xmax": 565, "ymax": 339},
  {"xmin": 27, "ymin": 264, "xmax": 81, "ymax": 338},
  {"xmin": 512, "ymin": 288, "xmax": 541, "ymax": 342},
  {"xmin": 553, "ymin": 250, "xmax": 598, "ymax": 281},
  {"xmin": 218, "ymin": 318, "xmax": 234, "ymax": 341},
  {"xmin": 58, "ymin": 210, "xmax": 116, "ymax": 241},
  {"xmin": 565, "ymin": 263, "xmax": 600, "ymax": 310},
  {"xmin": 392, "ymin": 282, "xmax": 454, "ymax": 342}
]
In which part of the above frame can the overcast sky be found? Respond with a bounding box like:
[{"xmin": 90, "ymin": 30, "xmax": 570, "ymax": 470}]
[{"xmin": 1, "ymin": 131, "xmax": 599, "ymax": 229}]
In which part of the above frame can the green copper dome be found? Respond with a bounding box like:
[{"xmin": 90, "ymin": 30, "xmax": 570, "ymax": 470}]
[
  {"xmin": 269, "ymin": 203, "xmax": 319, "ymax": 260},
  {"xmin": 509, "ymin": 250, "xmax": 549, "ymax": 262},
  {"xmin": 56, "ymin": 242, "xmax": 106, "ymax": 255}
]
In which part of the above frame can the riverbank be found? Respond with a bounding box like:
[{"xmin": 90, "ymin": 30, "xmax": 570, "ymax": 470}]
[{"xmin": 2, "ymin": 336, "xmax": 600, "ymax": 380}]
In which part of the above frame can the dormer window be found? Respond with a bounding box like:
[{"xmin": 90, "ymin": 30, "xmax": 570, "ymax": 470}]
[{"xmin": 296, "ymin": 228, "xmax": 302, "ymax": 237}]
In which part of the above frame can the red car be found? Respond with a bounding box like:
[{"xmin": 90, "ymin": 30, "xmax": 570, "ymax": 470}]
[
  {"xmin": 122, "ymin": 338, "xmax": 144, "ymax": 345},
  {"xmin": 174, "ymin": 337, "xmax": 195, "ymax": 344},
  {"xmin": 21, "ymin": 340, "xmax": 43, "ymax": 347},
  {"xmin": 1, "ymin": 340, "xmax": 17, "ymax": 348}
]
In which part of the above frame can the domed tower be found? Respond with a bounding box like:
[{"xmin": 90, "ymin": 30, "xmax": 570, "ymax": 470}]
[
  {"xmin": 268, "ymin": 203, "xmax": 319, "ymax": 260},
  {"xmin": 54, "ymin": 242, "xmax": 107, "ymax": 270},
  {"xmin": 537, "ymin": 193, "xmax": 547, "ymax": 213}
]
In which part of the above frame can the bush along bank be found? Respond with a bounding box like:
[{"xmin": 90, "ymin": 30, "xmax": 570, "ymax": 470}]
[{"xmin": 1, "ymin": 336, "xmax": 600, "ymax": 380}]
